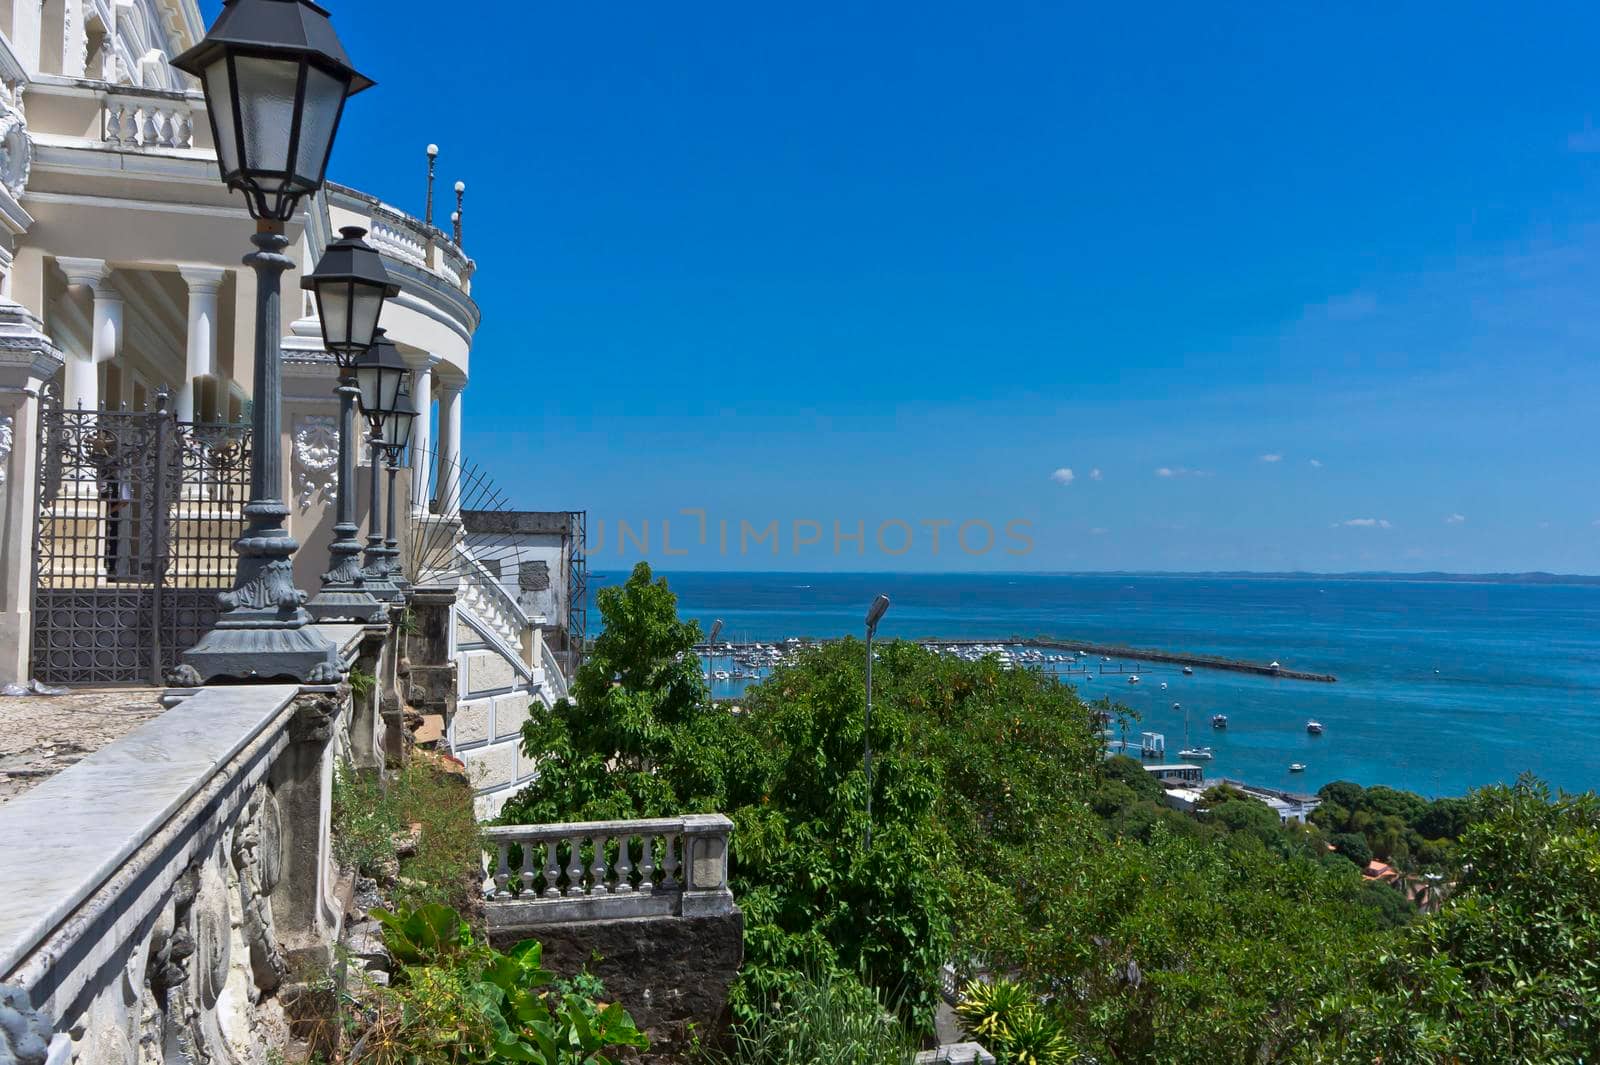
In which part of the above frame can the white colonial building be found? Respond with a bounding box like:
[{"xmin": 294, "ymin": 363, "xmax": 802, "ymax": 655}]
[{"xmin": 0, "ymin": 0, "xmax": 571, "ymax": 805}]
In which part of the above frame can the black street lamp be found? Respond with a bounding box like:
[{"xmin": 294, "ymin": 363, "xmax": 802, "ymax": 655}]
[
  {"xmin": 379, "ymin": 379, "xmax": 417, "ymax": 593},
  {"xmin": 354, "ymin": 329, "xmax": 410, "ymax": 602},
  {"xmin": 173, "ymin": 0, "xmax": 372, "ymax": 684},
  {"xmin": 304, "ymin": 225, "xmax": 398, "ymax": 623}
]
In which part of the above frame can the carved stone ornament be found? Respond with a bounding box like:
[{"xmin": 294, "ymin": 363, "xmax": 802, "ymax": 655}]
[
  {"xmin": 290, "ymin": 688, "xmax": 346, "ymax": 743},
  {"xmin": 0, "ymin": 93, "xmax": 32, "ymax": 199},
  {"xmin": 292, "ymin": 415, "xmax": 338, "ymax": 511},
  {"xmin": 0, "ymin": 414, "xmax": 12, "ymax": 487},
  {"xmin": 231, "ymin": 785, "xmax": 288, "ymax": 995}
]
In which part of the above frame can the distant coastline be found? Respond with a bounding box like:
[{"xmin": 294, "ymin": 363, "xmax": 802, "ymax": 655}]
[{"xmin": 615, "ymin": 569, "xmax": 1600, "ymax": 587}]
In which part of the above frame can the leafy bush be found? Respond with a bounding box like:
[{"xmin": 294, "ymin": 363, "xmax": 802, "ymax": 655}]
[
  {"xmin": 706, "ymin": 968, "xmax": 916, "ymax": 1065},
  {"xmin": 332, "ymin": 756, "xmax": 484, "ymax": 914},
  {"xmin": 358, "ymin": 903, "xmax": 648, "ymax": 1065},
  {"xmin": 956, "ymin": 979, "xmax": 1076, "ymax": 1065}
]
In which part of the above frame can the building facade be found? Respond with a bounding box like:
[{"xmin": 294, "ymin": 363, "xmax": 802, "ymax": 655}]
[{"xmin": 0, "ymin": 0, "xmax": 566, "ymax": 803}]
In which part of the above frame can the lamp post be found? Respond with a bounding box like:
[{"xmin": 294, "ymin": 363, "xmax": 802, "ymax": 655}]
[
  {"xmin": 706, "ymin": 617, "xmax": 723, "ymax": 691},
  {"xmin": 304, "ymin": 225, "xmax": 399, "ymax": 623},
  {"xmin": 863, "ymin": 593, "xmax": 890, "ymax": 850},
  {"xmin": 172, "ymin": 0, "xmax": 373, "ymax": 684},
  {"xmin": 354, "ymin": 329, "xmax": 410, "ymax": 603},
  {"xmin": 380, "ymin": 378, "xmax": 417, "ymax": 593},
  {"xmin": 453, "ymin": 181, "xmax": 465, "ymax": 244},
  {"xmin": 425, "ymin": 144, "xmax": 439, "ymax": 227}
]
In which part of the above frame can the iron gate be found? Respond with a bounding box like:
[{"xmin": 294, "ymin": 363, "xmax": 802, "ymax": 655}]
[{"xmin": 31, "ymin": 391, "xmax": 252, "ymax": 685}]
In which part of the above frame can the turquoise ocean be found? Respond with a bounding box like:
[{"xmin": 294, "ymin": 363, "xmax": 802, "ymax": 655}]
[{"xmin": 585, "ymin": 571, "xmax": 1600, "ymax": 799}]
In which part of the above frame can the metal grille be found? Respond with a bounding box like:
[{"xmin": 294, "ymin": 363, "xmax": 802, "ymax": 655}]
[
  {"xmin": 31, "ymin": 396, "xmax": 252, "ymax": 685},
  {"xmin": 564, "ymin": 510, "xmax": 588, "ymax": 677}
]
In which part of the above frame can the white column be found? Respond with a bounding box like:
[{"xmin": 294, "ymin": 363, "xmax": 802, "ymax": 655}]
[
  {"xmin": 177, "ymin": 267, "xmax": 225, "ymax": 422},
  {"xmin": 407, "ymin": 355, "xmax": 437, "ymax": 515},
  {"xmin": 57, "ymin": 258, "xmax": 117, "ymax": 411},
  {"xmin": 433, "ymin": 379, "xmax": 463, "ymax": 514}
]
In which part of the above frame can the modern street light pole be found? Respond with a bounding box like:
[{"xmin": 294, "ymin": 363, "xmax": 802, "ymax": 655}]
[
  {"xmin": 863, "ymin": 593, "xmax": 890, "ymax": 851},
  {"xmin": 304, "ymin": 226, "xmax": 399, "ymax": 623},
  {"xmin": 707, "ymin": 617, "xmax": 723, "ymax": 687},
  {"xmin": 172, "ymin": 0, "xmax": 374, "ymax": 684}
]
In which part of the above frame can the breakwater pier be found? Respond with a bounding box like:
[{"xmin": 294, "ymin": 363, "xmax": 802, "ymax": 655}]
[{"xmin": 694, "ymin": 635, "xmax": 1337, "ymax": 684}]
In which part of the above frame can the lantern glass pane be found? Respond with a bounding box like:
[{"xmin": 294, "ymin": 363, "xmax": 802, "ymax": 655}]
[
  {"xmin": 203, "ymin": 58, "xmax": 239, "ymax": 175},
  {"xmin": 348, "ymin": 283, "xmax": 384, "ymax": 355},
  {"xmin": 355, "ymin": 363, "xmax": 381, "ymax": 413},
  {"xmin": 384, "ymin": 407, "xmax": 414, "ymax": 448},
  {"xmin": 233, "ymin": 55, "xmax": 301, "ymax": 176},
  {"xmin": 378, "ymin": 365, "xmax": 404, "ymax": 413},
  {"xmin": 294, "ymin": 64, "xmax": 347, "ymax": 186},
  {"xmin": 316, "ymin": 280, "xmax": 350, "ymax": 354}
]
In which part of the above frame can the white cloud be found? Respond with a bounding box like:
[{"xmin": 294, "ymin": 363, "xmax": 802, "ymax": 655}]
[
  {"xmin": 1569, "ymin": 123, "xmax": 1600, "ymax": 153},
  {"xmin": 1050, "ymin": 467, "xmax": 1075, "ymax": 486},
  {"xmin": 1260, "ymin": 454, "xmax": 1283, "ymax": 463},
  {"xmin": 1090, "ymin": 527, "xmax": 1108, "ymax": 536},
  {"xmin": 1336, "ymin": 518, "xmax": 1392, "ymax": 529},
  {"xmin": 1309, "ymin": 459, "xmax": 1323, "ymax": 468},
  {"xmin": 1156, "ymin": 467, "xmax": 1175, "ymax": 478},
  {"xmin": 1306, "ymin": 291, "xmax": 1379, "ymax": 322},
  {"xmin": 1445, "ymin": 513, "xmax": 1466, "ymax": 525},
  {"xmin": 1155, "ymin": 466, "xmax": 1211, "ymax": 479},
  {"xmin": 1538, "ymin": 521, "xmax": 1552, "ymax": 530},
  {"xmin": 1089, "ymin": 468, "xmax": 1102, "ymax": 481}
]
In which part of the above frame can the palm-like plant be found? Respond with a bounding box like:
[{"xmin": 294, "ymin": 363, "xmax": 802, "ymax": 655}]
[{"xmin": 954, "ymin": 978, "xmax": 1033, "ymax": 1045}]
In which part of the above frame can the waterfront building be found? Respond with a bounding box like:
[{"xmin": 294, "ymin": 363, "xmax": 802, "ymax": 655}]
[{"xmin": 0, "ymin": 0, "xmax": 568, "ymax": 805}]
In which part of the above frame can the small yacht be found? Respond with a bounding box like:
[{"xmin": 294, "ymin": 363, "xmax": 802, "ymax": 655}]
[
  {"xmin": 1289, "ymin": 763, "xmax": 1307, "ymax": 773},
  {"xmin": 1306, "ymin": 720, "xmax": 1324, "ymax": 735},
  {"xmin": 1179, "ymin": 746, "xmax": 1214, "ymax": 761},
  {"xmin": 1182, "ymin": 666, "xmax": 1195, "ymax": 676},
  {"xmin": 1128, "ymin": 675, "xmax": 1140, "ymax": 685},
  {"xmin": 1160, "ymin": 682, "xmax": 1168, "ymax": 690},
  {"xmin": 1211, "ymin": 714, "xmax": 1228, "ymax": 729},
  {"xmin": 712, "ymin": 670, "xmax": 731, "ymax": 682}
]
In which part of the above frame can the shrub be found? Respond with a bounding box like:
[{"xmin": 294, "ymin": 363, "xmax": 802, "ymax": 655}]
[
  {"xmin": 358, "ymin": 903, "xmax": 648, "ymax": 1065},
  {"xmin": 708, "ymin": 968, "xmax": 916, "ymax": 1065}
]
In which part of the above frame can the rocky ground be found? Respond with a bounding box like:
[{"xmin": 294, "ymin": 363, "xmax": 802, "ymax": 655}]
[{"xmin": 0, "ymin": 689, "xmax": 166, "ymax": 804}]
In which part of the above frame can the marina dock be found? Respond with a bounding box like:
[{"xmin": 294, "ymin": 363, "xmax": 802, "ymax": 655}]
[{"xmin": 694, "ymin": 635, "xmax": 1337, "ymax": 683}]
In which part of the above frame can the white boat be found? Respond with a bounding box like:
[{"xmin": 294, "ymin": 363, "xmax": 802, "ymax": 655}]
[
  {"xmin": 1211, "ymin": 714, "xmax": 1228, "ymax": 729},
  {"xmin": 1179, "ymin": 747, "xmax": 1214, "ymax": 760},
  {"xmin": 1128, "ymin": 675, "xmax": 1140, "ymax": 685},
  {"xmin": 1160, "ymin": 682, "xmax": 1168, "ymax": 690},
  {"xmin": 712, "ymin": 670, "xmax": 731, "ymax": 681},
  {"xmin": 1183, "ymin": 666, "xmax": 1194, "ymax": 676},
  {"xmin": 1289, "ymin": 763, "xmax": 1307, "ymax": 773},
  {"xmin": 1306, "ymin": 720, "xmax": 1324, "ymax": 735}
]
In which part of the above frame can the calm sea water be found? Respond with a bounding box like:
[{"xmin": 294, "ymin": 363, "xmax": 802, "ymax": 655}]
[{"xmin": 585, "ymin": 572, "xmax": 1600, "ymax": 799}]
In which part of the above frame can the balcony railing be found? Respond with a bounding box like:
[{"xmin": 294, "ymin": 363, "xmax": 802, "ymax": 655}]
[
  {"xmin": 482, "ymin": 814, "xmax": 735, "ymax": 924},
  {"xmin": 325, "ymin": 183, "xmax": 475, "ymax": 296},
  {"xmin": 102, "ymin": 89, "xmax": 199, "ymax": 150}
]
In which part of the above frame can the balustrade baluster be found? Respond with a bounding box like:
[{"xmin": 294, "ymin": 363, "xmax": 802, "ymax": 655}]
[
  {"xmin": 542, "ymin": 838, "xmax": 561, "ymax": 898},
  {"xmin": 139, "ymin": 106, "xmax": 157, "ymax": 147},
  {"xmin": 104, "ymin": 102, "xmax": 123, "ymax": 146},
  {"xmin": 638, "ymin": 834, "xmax": 656, "ymax": 895},
  {"xmin": 494, "ymin": 842, "xmax": 511, "ymax": 898},
  {"xmin": 520, "ymin": 840, "xmax": 537, "ymax": 895},
  {"xmin": 615, "ymin": 832, "xmax": 634, "ymax": 893},
  {"xmin": 153, "ymin": 108, "xmax": 173, "ymax": 147},
  {"xmin": 589, "ymin": 834, "xmax": 609, "ymax": 895},
  {"xmin": 565, "ymin": 835, "xmax": 584, "ymax": 894},
  {"xmin": 661, "ymin": 833, "xmax": 680, "ymax": 890},
  {"xmin": 175, "ymin": 110, "xmax": 193, "ymax": 149}
]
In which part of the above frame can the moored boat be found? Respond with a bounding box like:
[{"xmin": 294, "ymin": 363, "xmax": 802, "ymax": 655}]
[
  {"xmin": 1211, "ymin": 714, "xmax": 1228, "ymax": 729},
  {"xmin": 1306, "ymin": 720, "xmax": 1324, "ymax": 735}
]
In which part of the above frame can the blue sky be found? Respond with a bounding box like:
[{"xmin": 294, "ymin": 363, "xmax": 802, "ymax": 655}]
[{"xmin": 209, "ymin": 1, "xmax": 1600, "ymax": 573}]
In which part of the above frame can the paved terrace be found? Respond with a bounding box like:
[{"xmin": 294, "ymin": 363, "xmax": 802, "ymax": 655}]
[{"xmin": 0, "ymin": 690, "xmax": 167, "ymax": 804}]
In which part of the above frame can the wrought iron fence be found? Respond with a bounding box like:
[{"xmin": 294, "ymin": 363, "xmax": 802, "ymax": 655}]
[{"xmin": 31, "ymin": 395, "xmax": 251, "ymax": 685}]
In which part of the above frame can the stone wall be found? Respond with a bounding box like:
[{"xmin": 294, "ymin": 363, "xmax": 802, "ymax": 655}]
[
  {"xmin": 491, "ymin": 912, "xmax": 744, "ymax": 1062},
  {"xmin": 0, "ymin": 623, "xmax": 394, "ymax": 1065}
]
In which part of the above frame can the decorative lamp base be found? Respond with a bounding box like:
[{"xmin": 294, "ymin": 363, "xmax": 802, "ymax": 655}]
[
  {"xmin": 177, "ymin": 619, "xmax": 344, "ymax": 685},
  {"xmin": 305, "ymin": 587, "xmax": 389, "ymax": 624}
]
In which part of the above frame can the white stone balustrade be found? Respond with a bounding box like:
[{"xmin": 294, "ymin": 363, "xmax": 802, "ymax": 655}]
[
  {"xmin": 102, "ymin": 91, "xmax": 196, "ymax": 149},
  {"xmin": 482, "ymin": 815, "xmax": 735, "ymax": 924}
]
